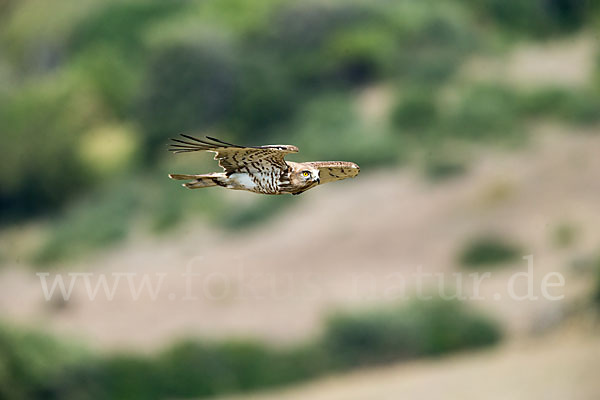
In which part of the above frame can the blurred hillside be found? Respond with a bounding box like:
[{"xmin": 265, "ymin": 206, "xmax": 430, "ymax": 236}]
[
  {"xmin": 1, "ymin": 0, "xmax": 600, "ymax": 399},
  {"xmin": 1, "ymin": 0, "xmax": 599, "ymax": 264}
]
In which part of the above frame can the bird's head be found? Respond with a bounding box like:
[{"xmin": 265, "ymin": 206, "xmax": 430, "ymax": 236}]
[{"xmin": 290, "ymin": 164, "xmax": 321, "ymax": 190}]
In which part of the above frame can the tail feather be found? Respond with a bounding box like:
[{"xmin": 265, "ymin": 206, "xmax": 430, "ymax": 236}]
[{"xmin": 168, "ymin": 173, "xmax": 224, "ymax": 189}]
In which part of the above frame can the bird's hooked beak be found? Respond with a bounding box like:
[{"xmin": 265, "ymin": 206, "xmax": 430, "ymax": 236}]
[{"xmin": 314, "ymin": 173, "xmax": 320, "ymax": 185}]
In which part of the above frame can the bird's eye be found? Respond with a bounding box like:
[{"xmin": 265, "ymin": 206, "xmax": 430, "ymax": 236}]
[{"xmin": 302, "ymin": 171, "xmax": 310, "ymax": 177}]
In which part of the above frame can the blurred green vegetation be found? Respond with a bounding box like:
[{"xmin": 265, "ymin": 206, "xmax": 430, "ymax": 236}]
[
  {"xmin": 0, "ymin": 298, "xmax": 500, "ymax": 399},
  {"xmin": 467, "ymin": 0, "xmax": 599, "ymax": 38},
  {"xmin": 446, "ymin": 84, "xmax": 521, "ymax": 140},
  {"xmin": 459, "ymin": 235, "xmax": 523, "ymax": 268},
  {"xmin": 423, "ymin": 158, "xmax": 467, "ymax": 182},
  {"xmin": 552, "ymin": 222, "xmax": 578, "ymax": 248},
  {"xmin": 323, "ymin": 299, "xmax": 501, "ymax": 368},
  {"xmin": 32, "ymin": 182, "xmax": 139, "ymax": 264},
  {"xmin": 0, "ymin": 324, "xmax": 89, "ymax": 400},
  {"xmin": 1, "ymin": 0, "xmax": 599, "ymax": 263},
  {"xmin": 593, "ymin": 256, "xmax": 600, "ymax": 309},
  {"xmin": 221, "ymin": 195, "xmax": 293, "ymax": 230},
  {"xmin": 517, "ymin": 87, "xmax": 600, "ymax": 125}
]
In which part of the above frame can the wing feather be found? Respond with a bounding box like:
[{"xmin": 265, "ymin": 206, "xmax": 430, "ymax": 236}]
[
  {"xmin": 168, "ymin": 134, "xmax": 298, "ymax": 174},
  {"xmin": 305, "ymin": 161, "xmax": 360, "ymax": 184}
]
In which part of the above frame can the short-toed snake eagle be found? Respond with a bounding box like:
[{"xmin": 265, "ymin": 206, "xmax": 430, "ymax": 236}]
[{"xmin": 168, "ymin": 135, "xmax": 359, "ymax": 195}]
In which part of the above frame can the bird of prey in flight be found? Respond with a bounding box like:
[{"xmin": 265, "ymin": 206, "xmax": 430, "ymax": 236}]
[{"xmin": 168, "ymin": 135, "xmax": 360, "ymax": 195}]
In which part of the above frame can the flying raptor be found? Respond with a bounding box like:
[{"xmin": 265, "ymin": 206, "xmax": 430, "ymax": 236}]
[{"xmin": 168, "ymin": 135, "xmax": 360, "ymax": 195}]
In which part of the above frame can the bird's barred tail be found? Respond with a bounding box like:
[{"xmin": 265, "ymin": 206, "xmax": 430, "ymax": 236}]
[{"xmin": 168, "ymin": 173, "xmax": 225, "ymax": 189}]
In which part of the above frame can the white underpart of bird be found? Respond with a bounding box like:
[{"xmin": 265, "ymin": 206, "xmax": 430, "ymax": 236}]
[
  {"xmin": 229, "ymin": 172, "xmax": 258, "ymax": 191},
  {"xmin": 168, "ymin": 135, "xmax": 360, "ymax": 195}
]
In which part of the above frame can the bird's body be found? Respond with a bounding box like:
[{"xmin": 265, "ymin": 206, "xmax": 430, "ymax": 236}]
[{"xmin": 168, "ymin": 135, "xmax": 359, "ymax": 195}]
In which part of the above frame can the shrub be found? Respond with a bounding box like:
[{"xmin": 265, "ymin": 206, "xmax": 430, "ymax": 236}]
[
  {"xmin": 0, "ymin": 324, "xmax": 88, "ymax": 399},
  {"xmin": 424, "ymin": 159, "xmax": 466, "ymax": 182},
  {"xmin": 558, "ymin": 90, "xmax": 600, "ymax": 125},
  {"xmin": 290, "ymin": 95, "xmax": 399, "ymax": 167},
  {"xmin": 323, "ymin": 306, "xmax": 423, "ymax": 366},
  {"xmin": 157, "ymin": 340, "xmax": 311, "ymax": 397},
  {"xmin": 146, "ymin": 189, "xmax": 187, "ymax": 234},
  {"xmin": 68, "ymin": 1, "xmax": 184, "ymax": 56},
  {"xmin": 552, "ymin": 223, "xmax": 578, "ymax": 248},
  {"xmin": 459, "ymin": 235, "xmax": 522, "ymax": 268},
  {"xmin": 0, "ymin": 83, "xmax": 95, "ymax": 222},
  {"xmin": 266, "ymin": 2, "xmax": 387, "ymax": 87},
  {"xmin": 445, "ymin": 84, "xmax": 520, "ymax": 140},
  {"xmin": 0, "ymin": 297, "xmax": 501, "ymax": 399},
  {"xmin": 392, "ymin": 89, "xmax": 439, "ymax": 131},
  {"xmin": 33, "ymin": 183, "xmax": 139, "ymax": 265},
  {"xmin": 226, "ymin": 53, "xmax": 297, "ymax": 140},
  {"xmin": 158, "ymin": 341, "xmax": 246, "ymax": 397},
  {"xmin": 100, "ymin": 355, "xmax": 163, "ymax": 400},
  {"xmin": 517, "ymin": 87, "xmax": 573, "ymax": 117},
  {"xmin": 77, "ymin": 124, "xmax": 140, "ymax": 180},
  {"xmin": 136, "ymin": 40, "xmax": 239, "ymax": 155},
  {"xmin": 518, "ymin": 88, "xmax": 600, "ymax": 125},
  {"xmin": 266, "ymin": 343, "xmax": 326, "ymax": 385},
  {"xmin": 222, "ymin": 195, "xmax": 293, "ymax": 230},
  {"xmin": 70, "ymin": 45, "xmax": 141, "ymax": 119},
  {"xmin": 468, "ymin": 0, "xmax": 596, "ymax": 37},
  {"xmin": 323, "ymin": 25, "xmax": 396, "ymax": 84},
  {"xmin": 592, "ymin": 256, "xmax": 600, "ymax": 309},
  {"xmin": 322, "ymin": 299, "xmax": 502, "ymax": 368},
  {"xmin": 396, "ymin": 13, "xmax": 476, "ymax": 83},
  {"xmin": 594, "ymin": 269, "xmax": 600, "ymax": 309}
]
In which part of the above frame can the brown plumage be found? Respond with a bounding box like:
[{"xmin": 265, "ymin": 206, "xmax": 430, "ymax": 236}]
[{"xmin": 168, "ymin": 135, "xmax": 360, "ymax": 195}]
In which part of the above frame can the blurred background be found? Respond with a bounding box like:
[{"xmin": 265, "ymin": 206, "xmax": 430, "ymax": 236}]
[{"xmin": 1, "ymin": 0, "xmax": 600, "ymax": 398}]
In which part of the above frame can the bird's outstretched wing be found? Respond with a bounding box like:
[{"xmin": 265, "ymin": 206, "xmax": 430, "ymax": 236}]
[
  {"xmin": 169, "ymin": 135, "xmax": 298, "ymax": 174},
  {"xmin": 304, "ymin": 161, "xmax": 360, "ymax": 184}
]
